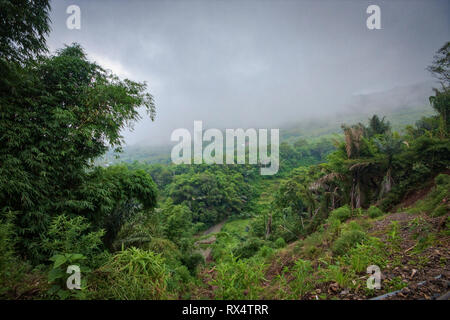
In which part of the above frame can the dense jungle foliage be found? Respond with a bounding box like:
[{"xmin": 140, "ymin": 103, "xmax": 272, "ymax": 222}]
[{"xmin": 0, "ymin": 1, "xmax": 448, "ymax": 300}]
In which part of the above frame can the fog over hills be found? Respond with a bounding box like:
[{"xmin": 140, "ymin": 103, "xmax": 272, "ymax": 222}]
[
  {"xmin": 346, "ymin": 81, "xmax": 435, "ymax": 113},
  {"xmin": 46, "ymin": 0, "xmax": 449, "ymax": 147},
  {"xmin": 3, "ymin": 0, "xmax": 450, "ymax": 303},
  {"xmin": 105, "ymin": 80, "xmax": 437, "ymax": 165}
]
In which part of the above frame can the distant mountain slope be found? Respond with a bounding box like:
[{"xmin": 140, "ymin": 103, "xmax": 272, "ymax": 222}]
[
  {"xmin": 347, "ymin": 81, "xmax": 435, "ymax": 114},
  {"xmin": 281, "ymin": 105, "xmax": 435, "ymax": 144},
  {"xmin": 281, "ymin": 81, "xmax": 436, "ymax": 143},
  {"xmin": 102, "ymin": 82, "xmax": 437, "ymax": 165}
]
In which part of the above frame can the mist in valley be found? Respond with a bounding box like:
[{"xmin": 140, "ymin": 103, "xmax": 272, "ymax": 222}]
[{"xmin": 47, "ymin": 0, "xmax": 448, "ymax": 148}]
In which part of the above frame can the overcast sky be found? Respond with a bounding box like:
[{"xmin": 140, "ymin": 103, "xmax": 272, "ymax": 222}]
[{"xmin": 47, "ymin": 0, "xmax": 449, "ymax": 145}]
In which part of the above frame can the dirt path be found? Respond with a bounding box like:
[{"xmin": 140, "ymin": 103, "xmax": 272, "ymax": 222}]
[
  {"xmin": 202, "ymin": 220, "xmax": 227, "ymax": 236},
  {"xmin": 195, "ymin": 220, "xmax": 227, "ymax": 260}
]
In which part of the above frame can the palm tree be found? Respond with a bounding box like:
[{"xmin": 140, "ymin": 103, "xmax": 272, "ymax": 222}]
[
  {"xmin": 429, "ymin": 87, "xmax": 449, "ymax": 138},
  {"xmin": 341, "ymin": 123, "xmax": 375, "ymax": 208},
  {"xmin": 427, "ymin": 42, "xmax": 450, "ymax": 137},
  {"xmin": 342, "ymin": 123, "xmax": 365, "ymax": 159},
  {"xmin": 373, "ymin": 134, "xmax": 404, "ymax": 198},
  {"xmin": 367, "ymin": 115, "xmax": 391, "ymax": 138}
]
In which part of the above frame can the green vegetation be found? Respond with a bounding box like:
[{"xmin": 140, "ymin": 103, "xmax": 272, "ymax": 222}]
[
  {"xmin": 329, "ymin": 205, "xmax": 353, "ymax": 223},
  {"xmin": 367, "ymin": 206, "xmax": 384, "ymax": 218},
  {"xmin": 332, "ymin": 229, "xmax": 368, "ymax": 256},
  {"xmin": 282, "ymin": 259, "xmax": 315, "ymax": 298},
  {"xmin": 90, "ymin": 248, "xmax": 171, "ymax": 300},
  {"xmin": 211, "ymin": 255, "xmax": 266, "ymax": 299},
  {"xmin": 0, "ymin": 1, "xmax": 448, "ymax": 300},
  {"xmin": 47, "ymin": 253, "xmax": 88, "ymax": 299},
  {"xmin": 406, "ymin": 174, "xmax": 450, "ymax": 217}
]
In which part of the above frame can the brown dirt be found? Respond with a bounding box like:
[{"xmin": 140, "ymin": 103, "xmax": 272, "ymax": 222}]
[
  {"xmin": 343, "ymin": 212, "xmax": 450, "ymax": 300},
  {"xmin": 394, "ymin": 183, "xmax": 435, "ymax": 211},
  {"xmin": 393, "ymin": 170, "xmax": 450, "ymax": 212},
  {"xmin": 191, "ymin": 266, "xmax": 217, "ymax": 299},
  {"xmin": 265, "ymin": 245, "xmax": 298, "ymax": 281},
  {"xmin": 202, "ymin": 220, "xmax": 227, "ymax": 236}
]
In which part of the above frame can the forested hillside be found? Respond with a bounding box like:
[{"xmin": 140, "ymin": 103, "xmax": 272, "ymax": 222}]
[
  {"xmin": 100, "ymin": 104, "xmax": 435, "ymax": 165},
  {"xmin": 0, "ymin": 1, "xmax": 448, "ymax": 300}
]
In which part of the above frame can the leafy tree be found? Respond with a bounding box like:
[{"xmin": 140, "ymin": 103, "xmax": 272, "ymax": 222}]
[
  {"xmin": 428, "ymin": 42, "xmax": 450, "ymax": 137},
  {"xmin": 367, "ymin": 115, "xmax": 391, "ymax": 138},
  {"xmin": 427, "ymin": 41, "xmax": 450, "ymax": 87},
  {"xmin": 168, "ymin": 170, "xmax": 249, "ymax": 226},
  {"xmin": 43, "ymin": 214, "xmax": 105, "ymax": 267},
  {"xmin": 0, "ymin": 44, "xmax": 156, "ymax": 261},
  {"xmin": 341, "ymin": 123, "xmax": 366, "ymax": 159},
  {"xmin": 332, "ymin": 124, "xmax": 379, "ymax": 208},
  {"xmin": 410, "ymin": 116, "xmax": 440, "ymax": 137},
  {"xmin": 145, "ymin": 164, "xmax": 174, "ymax": 189},
  {"xmin": 275, "ymin": 179, "xmax": 306, "ymax": 215},
  {"xmin": 373, "ymin": 133, "xmax": 404, "ymax": 197},
  {"xmin": 429, "ymin": 88, "xmax": 449, "ymax": 137},
  {"xmin": 75, "ymin": 165, "xmax": 157, "ymax": 249},
  {"xmin": 161, "ymin": 201, "xmax": 194, "ymax": 245},
  {"xmin": 0, "ymin": 0, "xmax": 50, "ymax": 63}
]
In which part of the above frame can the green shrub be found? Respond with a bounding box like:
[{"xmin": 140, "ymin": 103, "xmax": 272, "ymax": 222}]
[
  {"xmin": 47, "ymin": 253, "xmax": 89, "ymax": 300},
  {"xmin": 90, "ymin": 247, "xmax": 170, "ymax": 299},
  {"xmin": 367, "ymin": 205, "xmax": 384, "ymax": 218},
  {"xmin": 301, "ymin": 231, "xmax": 327, "ymax": 258},
  {"xmin": 327, "ymin": 216, "xmax": 342, "ymax": 235},
  {"xmin": 386, "ymin": 276, "xmax": 408, "ymax": 291},
  {"xmin": 355, "ymin": 208, "xmax": 364, "ymax": 216},
  {"xmin": 0, "ymin": 212, "xmax": 15, "ymax": 276},
  {"xmin": 435, "ymin": 173, "xmax": 450, "ymax": 186},
  {"xmin": 332, "ymin": 230, "xmax": 367, "ymax": 256},
  {"xmin": 211, "ymin": 255, "xmax": 265, "ymax": 299},
  {"xmin": 431, "ymin": 174, "xmax": 450, "ymax": 216},
  {"xmin": 274, "ymin": 237, "xmax": 286, "ymax": 248},
  {"xmin": 167, "ymin": 264, "xmax": 192, "ymax": 293},
  {"xmin": 345, "ymin": 237, "xmax": 387, "ymax": 273},
  {"xmin": 0, "ymin": 212, "xmax": 46, "ymax": 299},
  {"xmin": 43, "ymin": 215, "xmax": 107, "ymax": 268},
  {"xmin": 433, "ymin": 204, "xmax": 448, "ymax": 217},
  {"xmin": 257, "ymin": 245, "xmax": 274, "ymax": 258},
  {"xmin": 343, "ymin": 221, "xmax": 364, "ymax": 232},
  {"xmin": 181, "ymin": 252, "xmax": 204, "ymax": 274},
  {"xmin": 0, "ymin": 212, "xmax": 28, "ymax": 297},
  {"xmin": 111, "ymin": 211, "xmax": 154, "ymax": 251},
  {"xmin": 387, "ymin": 221, "xmax": 401, "ymax": 248},
  {"xmin": 232, "ymin": 238, "xmax": 266, "ymax": 259},
  {"xmin": 320, "ymin": 264, "xmax": 354, "ymax": 288},
  {"xmin": 329, "ymin": 205, "xmax": 352, "ymax": 223},
  {"xmin": 147, "ymin": 237, "xmax": 182, "ymax": 263},
  {"xmin": 406, "ymin": 173, "xmax": 450, "ymax": 217},
  {"xmin": 289, "ymin": 259, "xmax": 314, "ymax": 297},
  {"xmin": 408, "ymin": 217, "xmax": 431, "ymax": 239}
]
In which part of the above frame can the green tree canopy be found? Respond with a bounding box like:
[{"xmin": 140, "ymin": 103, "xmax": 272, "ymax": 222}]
[
  {"xmin": 0, "ymin": 0, "xmax": 50, "ymax": 63},
  {"xmin": 0, "ymin": 44, "xmax": 157, "ymax": 261}
]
